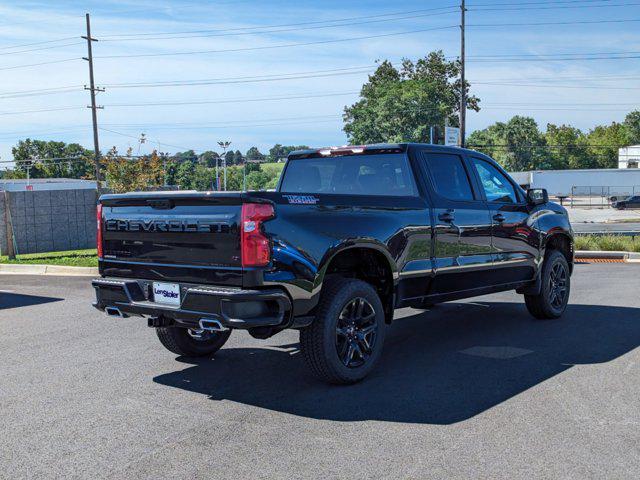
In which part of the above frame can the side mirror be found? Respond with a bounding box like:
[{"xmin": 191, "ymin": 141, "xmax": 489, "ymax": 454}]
[{"xmin": 527, "ymin": 188, "xmax": 548, "ymax": 206}]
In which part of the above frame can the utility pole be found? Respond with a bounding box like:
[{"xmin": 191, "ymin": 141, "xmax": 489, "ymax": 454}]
[
  {"xmin": 459, "ymin": 0, "xmax": 466, "ymax": 148},
  {"xmin": 82, "ymin": 13, "xmax": 105, "ymax": 194}
]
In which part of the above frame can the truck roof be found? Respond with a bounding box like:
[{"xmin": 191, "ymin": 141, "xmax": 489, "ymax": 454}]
[{"xmin": 288, "ymin": 143, "xmax": 480, "ymax": 159}]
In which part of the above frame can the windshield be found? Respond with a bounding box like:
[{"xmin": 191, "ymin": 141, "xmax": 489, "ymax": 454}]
[{"xmin": 279, "ymin": 154, "xmax": 416, "ymax": 196}]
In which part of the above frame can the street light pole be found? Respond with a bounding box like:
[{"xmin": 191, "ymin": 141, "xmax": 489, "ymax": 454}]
[{"xmin": 217, "ymin": 141, "xmax": 231, "ymax": 191}]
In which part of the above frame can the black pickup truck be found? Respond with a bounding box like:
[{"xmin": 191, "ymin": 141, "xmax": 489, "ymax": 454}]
[{"xmin": 93, "ymin": 144, "xmax": 573, "ymax": 384}]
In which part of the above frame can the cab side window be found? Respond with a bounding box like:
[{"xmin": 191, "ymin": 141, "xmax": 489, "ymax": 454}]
[
  {"xmin": 472, "ymin": 158, "xmax": 518, "ymax": 203},
  {"xmin": 422, "ymin": 153, "xmax": 475, "ymax": 201}
]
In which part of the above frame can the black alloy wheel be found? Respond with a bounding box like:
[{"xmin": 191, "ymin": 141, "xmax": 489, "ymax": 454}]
[
  {"xmin": 548, "ymin": 262, "xmax": 569, "ymax": 310},
  {"xmin": 524, "ymin": 249, "xmax": 571, "ymax": 319},
  {"xmin": 335, "ymin": 297, "xmax": 378, "ymax": 368},
  {"xmin": 299, "ymin": 277, "xmax": 386, "ymax": 384}
]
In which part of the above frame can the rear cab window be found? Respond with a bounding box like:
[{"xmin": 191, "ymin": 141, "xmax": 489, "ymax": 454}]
[
  {"xmin": 279, "ymin": 153, "xmax": 417, "ymax": 196},
  {"xmin": 420, "ymin": 152, "xmax": 475, "ymax": 201}
]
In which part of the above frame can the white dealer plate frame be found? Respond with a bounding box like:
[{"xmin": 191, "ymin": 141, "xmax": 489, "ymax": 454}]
[{"xmin": 152, "ymin": 282, "xmax": 181, "ymax": 306}]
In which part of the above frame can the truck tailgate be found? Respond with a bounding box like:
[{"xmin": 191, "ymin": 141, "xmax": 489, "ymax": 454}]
[{"xmin": 99, "ymin": 193, "xmax": 243, "ymax": 286}]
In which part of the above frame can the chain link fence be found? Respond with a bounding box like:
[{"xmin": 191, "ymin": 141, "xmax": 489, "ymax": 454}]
[{"xmin": 570, "ymin": 186, "xmax": 640, "ymax": 208}]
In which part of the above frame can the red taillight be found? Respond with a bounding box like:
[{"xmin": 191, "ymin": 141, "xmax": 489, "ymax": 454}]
[
  {"xmin": 241, "ymin": 203, "xmax": 274, "ymax": 267},
  {"xmin": 96, "ymin": 203, "xmax": 103, "ymax": 259}
]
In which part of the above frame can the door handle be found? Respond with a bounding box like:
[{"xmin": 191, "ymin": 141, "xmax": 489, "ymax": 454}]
[
  {"xmin": 438, "ymin": 211, "xmax": 455, "ymax": 223},
  {"xmin": 493, "ymin": 213, "xmax": 506, "ymax": 223}
]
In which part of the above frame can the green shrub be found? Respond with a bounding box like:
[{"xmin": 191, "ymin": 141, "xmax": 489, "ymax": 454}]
[{"xmin": 574, "ymin": 235, "xmax": 639, "ymax": 252}]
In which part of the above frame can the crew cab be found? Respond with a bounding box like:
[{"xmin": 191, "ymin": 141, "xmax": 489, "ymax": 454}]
[{"xmin": 92, "ymin": 144, "xmax": 574, "ymax": 384}]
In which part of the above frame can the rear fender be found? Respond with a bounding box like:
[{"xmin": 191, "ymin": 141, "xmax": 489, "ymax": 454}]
[{"xmin": 316, "ymin": 240, "xmax": 399, "ymax": 287}]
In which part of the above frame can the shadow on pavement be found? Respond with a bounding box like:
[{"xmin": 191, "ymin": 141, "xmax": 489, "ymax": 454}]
[
  {"xmin": 0, "ymin": 291, "xmax": 63, "ymax": 310},
  {"xmin": 154, "ymin": 301, "xmax": 640, "ymax": 424}
]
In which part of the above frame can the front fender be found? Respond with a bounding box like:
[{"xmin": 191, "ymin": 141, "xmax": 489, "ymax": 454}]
[{"xmin": 535, "ymin": 205, "xmax": 574, "ymax": 268}]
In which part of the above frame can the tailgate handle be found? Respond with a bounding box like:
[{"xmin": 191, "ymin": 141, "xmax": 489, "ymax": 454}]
[{"xmin": 147, "ymin": 199, "xmax": 174, "ymax": 210}]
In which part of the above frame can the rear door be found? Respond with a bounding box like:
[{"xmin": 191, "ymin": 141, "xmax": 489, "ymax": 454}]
[
  {"xmin": 469, "ymin": 157, "xmax": 538, "ymax": 283},
  {"xmin": 416, "ymin": 149, "xmax": 493, "ymax": 295}
]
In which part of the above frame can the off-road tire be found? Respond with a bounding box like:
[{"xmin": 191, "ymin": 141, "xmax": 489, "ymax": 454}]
[
  {"xmin": 525, "ymin": 250, "xmax": 571, "ymax": 319},
  {"xmin": 155, "ymin": 326, "xmax": 231, "ymax": 357},
  {"xmin": 299, "ymin": 277, "xmax": 386, "ymax": 384}
]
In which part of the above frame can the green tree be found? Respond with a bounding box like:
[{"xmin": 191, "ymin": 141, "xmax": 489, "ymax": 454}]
[
  {"xmin": 102, "ymin": 148, "xmax": 164, "ymax": 193},
  {"xmin": 226, "ymin": 166, "xmax": 244, "ymax": 191},
  {"xmin": 586, "ymin": 122, "xmax": 629, "ymax": 168},
  {"xmin": 245, "ymin": 170, "xmax": 271, "ymax": 190},
  {"xmin": 175, "ymin": 160, "xmax": 196, "ymax": 189},
  {"xmin": 233, "ymin": 150, "xmax": 244, "ymax": 165},
  {"xmin": 467, "ymin": 123, "xmax": 503, "ymax": 160},
  {"xmin": 623, "ymin": 110, "xmax": 640, "ymax": 145},
  {"xmin": 198, "ymin": 151, "xmax": 220, "ymax": 168},
  {"xmin": 343, "ymin": 51, "xmax": 480, "ymax": 144},
  {"xmin": 544, "ymin": 124, "xmax": 595, "ymax": 169},
  {"xmin": 11, "ymin": 139, "xmax": 93, "ymax": 179},
  {"xmin": 195, "ymin": 164, "xmax": 219, "ymax": 191},
  {"xmin": 224, "ymin": 151, "xmax": 235, "ymax": 166},
  {"xmin": 245, "ymin": 146, "xmax": 265, "ymax": 161},
  {"xmin": 173, "ymin": 150, "xmax": 198, "ymax": 163},
  {"xmin": 245, "ymin": 162, "xmax": 261, "ymax": 174},
  {"xmin": 468, "ymin": 116, "xmax": 547, "ymax": 171},
  {"xmin": 267, "ymin": 144, "xmax": 309, "ymax": 162}
]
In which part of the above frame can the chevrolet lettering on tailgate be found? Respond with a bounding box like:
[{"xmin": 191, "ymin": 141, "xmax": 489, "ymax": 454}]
[{"xmin": 105, "ymin": 219, "xmax": 230, "ymax": 233}]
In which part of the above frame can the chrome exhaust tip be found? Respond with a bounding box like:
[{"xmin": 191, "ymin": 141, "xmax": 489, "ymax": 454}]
[
  {"xmin": 105, "ymin": 306, "xmax": 126, "ymax": 318},
  {"xmin": 198, "ymin": 318, "xmax": 227, "ymax": 332}
]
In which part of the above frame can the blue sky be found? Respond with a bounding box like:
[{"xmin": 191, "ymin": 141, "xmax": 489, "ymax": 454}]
[{"xmin": 0, "ymin": 0, "xmax": 638, "ymax": 163}]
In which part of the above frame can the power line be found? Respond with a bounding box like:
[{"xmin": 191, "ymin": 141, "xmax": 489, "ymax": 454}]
[
  {"xmin": 469, "ymin": 0, "xmax": 616, "ymax": 6},
  {"xmin": 471, "ymin": 1, "xmax": 640, "ymax": 10},
  {"xmin": 482, "ymin": 107, "xmax": 636, "ymax": 111},
  {"xmin": 2, "ymin": 98, "xmax": 637, "ymax": 118},
  {"xmin": 0, "ymin": 36, "xmax": 79, "ymax": 50},
  {"xmin": 0, "ymin": 41, "xmax": 84, "ymax": 56},
  {"xmin": 467, "ymin": 50, "xmax": 640, "ymax": 58},
  {"xmin": 100, "ymin": 114, "xmax": 341, "ymax": 129},
  {"xmin": 105, "ymin": 91, "xmax": 358, "ymax": 108},
  {"xmin": 98, "ymin": 127, "xmax": 192, "ymax": 151},
  {"xmin": 99, "ymin": 6, "xmax": 459, "ymax": 38},
  {"xmin": 472, "ymin": 73, "xmax": 640, "ymax": 82},
  {"xmin": 468, "ymin": 18, "xmax": 640, "ymax": 27},
  {"xmin": 95, "ymin": 25, "xmax": 458, "ymax": 59},
  {"xmin": 0, "ymin": 86, "xmax": 83, "ymax": 100},
  {"xmin": 0, "ymin": 156, "xmax": 89, "ymax": 165},
  {"xmin": 0, "ymin": 127, "xmax": 89, "ymax": 140},
  {"xmin": 0, "ymin": 57, "xmax": 79, "ymax": 71},
  {"xmin": 473, "ymin": 81, "xmax": 640, "ymax": 89},
  {"xmin": 13, "ymin": 68, "xmax": 634, "ymax": 98},
  {"xmin": 0, "ymin": 106, "xmax": 84, "ymax": 116},
  {"xmin": 102, "ymin": 65, "xmax": 378, "ymax": 89},
  {"xmin": 100, "ymin": 10, "xmax": 459, "ymax": 42},
  {"xmin": 468, "ymin": 54, "xmax": 640, "ymax": 62}
]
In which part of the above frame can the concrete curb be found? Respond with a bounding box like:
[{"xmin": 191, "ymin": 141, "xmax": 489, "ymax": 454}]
[
  {"xmin": 575, "ymin": 250, "xmax": 640, "ymax": 263},
  {"xmin": 0, "ymin": 264, "xmax": 98, "ymax": 276}
]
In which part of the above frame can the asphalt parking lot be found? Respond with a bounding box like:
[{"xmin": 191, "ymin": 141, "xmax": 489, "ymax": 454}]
[{"xmin": 1, "ymin": 263, "xmax": 639, "ymax": 479}]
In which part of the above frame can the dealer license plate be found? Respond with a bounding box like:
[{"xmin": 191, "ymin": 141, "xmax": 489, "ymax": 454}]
[{"xmin": 152, "ymin": 282, "xmax": 181, "ymax": 306}]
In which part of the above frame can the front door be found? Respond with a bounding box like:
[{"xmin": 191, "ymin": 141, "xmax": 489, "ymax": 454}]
[
  {"xmin": 469, "ymin": 157, "xmax": 539, "ymax": 284},
  {"xmin": 416, "ymin": 150, "xmax": 493, "ymax": 295}
]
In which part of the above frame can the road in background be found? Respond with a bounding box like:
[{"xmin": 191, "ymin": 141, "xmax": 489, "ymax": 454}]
[
  {"xmin": 1, "ymin": 265, "xmax": 639, "ymax": 479},
  {"xmin": 573, "ymin": 222, "xmax": 640, "ymax": 234}
]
